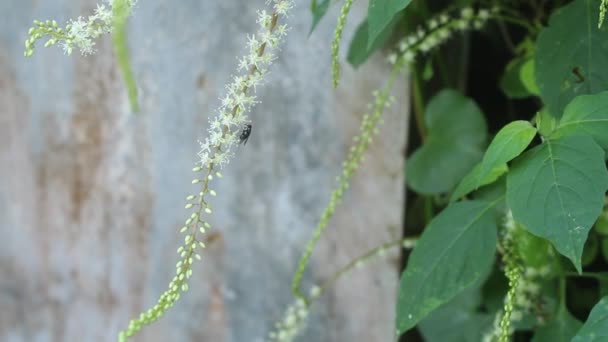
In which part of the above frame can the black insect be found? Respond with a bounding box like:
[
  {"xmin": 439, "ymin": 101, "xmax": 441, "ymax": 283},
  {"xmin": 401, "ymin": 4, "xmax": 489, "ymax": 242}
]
[
  {"xmin": 572, "ymin": 67, "xmax": 585, "ymax": 83},
  {"xmin": 239, "ymin": 124, "xmax": 252, "ymax": 145}
]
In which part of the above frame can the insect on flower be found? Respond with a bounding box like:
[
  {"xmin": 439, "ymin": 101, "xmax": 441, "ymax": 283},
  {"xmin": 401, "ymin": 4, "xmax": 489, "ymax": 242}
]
[{"xmin": 239, "ymin": 124, "xmax": 252, "ymax": 145}]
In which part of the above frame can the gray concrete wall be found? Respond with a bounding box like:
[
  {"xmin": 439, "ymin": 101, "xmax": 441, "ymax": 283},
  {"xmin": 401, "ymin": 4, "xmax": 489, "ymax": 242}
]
[{"xmin": 0, "ymin": 0, "xmax": 409, "ymax": 341}]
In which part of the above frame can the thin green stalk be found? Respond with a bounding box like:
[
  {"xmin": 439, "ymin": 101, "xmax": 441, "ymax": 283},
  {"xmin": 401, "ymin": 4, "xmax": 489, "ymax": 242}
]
[
  {"xmin": 112, "ymin": 0, "xmax": 139, "ymax": 113},
  {"xmin": 331, "ymin": 0, "xmax": 355, "ymax": 88},
  {"xmin": 411, "ymin": 67, "xmax": 427, "ymax": 142},
  {"xmin": 292, "ymin": 58, "xmax": 406, "ymax": 303},
  {"xmin": 312, "ymin": 237, "xmax": 418, "ymax": 300}
]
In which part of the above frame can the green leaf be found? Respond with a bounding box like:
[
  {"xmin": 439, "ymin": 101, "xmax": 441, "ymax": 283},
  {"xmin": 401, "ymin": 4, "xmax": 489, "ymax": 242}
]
[
  {"xmin": 310, "ymin": 0, "xmax": 331, "ymax": 34},
  {"xmin": 396, "ymin": 200, "xmax": 498, "ymax": 336},
  {"xmin": 572, "ymin": 297, "xmax": 608, "ymax": 341},
  {"xmin": 347, "ymin": 12, "xmax": 403, "ymax": 68},
  {"xmin": 500, "ymin": 58, "xmax": 533, "ymax": 98},
  {"xmin": 477, "ymin": 121, "xmax": 537, "ymax": 184},
  {"xmin": 418, "ymin": 287, "xmax": 493, "ymax": 342},
  {"xmin": 407, "ymin": 90, "xmax": 487, "ymax": 194},
  {"xmin": 506, "ymin": 135, "xmax": 608, "ymax": 272},
  {"xmin": 535, "ymin": 0, "xmax": 608, "ymax": 118},
  {"xmin": 552, "ymin": 91, "xmax": 608, "ymax": 150},
  {"xmin": 450, "ymin": 163, "xmax": 508, "ymax": 202},
  {"xmin": 520, "ymin": 58, "xmax": 540, "ymax": 96},
  {"xmin": 450, "ymin": 121, "xmax": 536, "ymax": 201},
  {"xmin": 532, "ymin": 307, "xmax": 582, "ymax": 341},
  {"xmin": 367, "ymin": 0, "xmax": 412, "ymax": 48}
]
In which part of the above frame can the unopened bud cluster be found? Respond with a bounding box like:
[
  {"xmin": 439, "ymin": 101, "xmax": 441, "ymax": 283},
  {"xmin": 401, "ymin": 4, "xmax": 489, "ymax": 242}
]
[
  {"xmin": 388, "ymin": 7, "xmax": 497, "ymax": 65},
  {"xmin": 268, "ymin": 286, "xmax": 320, "ymax": 342},
  {"xmin": 24, "ymin": 1, "xmax": 137, "ymax": 57}
]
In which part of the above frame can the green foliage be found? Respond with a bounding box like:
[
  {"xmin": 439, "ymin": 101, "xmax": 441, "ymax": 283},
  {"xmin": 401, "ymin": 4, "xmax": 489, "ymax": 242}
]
[
  {"xmin": 347, "ymin": 12, "xmax": 403, "ymax": 67},
  {"xmin": 367, "ymin": 0, "xmax": 412, "ymax": 48},
  {"xmin": 520, "ymin": 59, "xmax": 539, "ymax": 96},
  {"xmin": 451, "ymin": 163, "xmax": 508, "ymax": 202},
  {"xmin": 418, "ymin": 288, "xmax": 493, "ymax": 342},
  {"xmin": 452, "ymin": 121, "xmax": 537, "ymax": 201},
  {"xmin": 500, "ymin": 57, "xmax": 534, "ymax": 98},
  {"xmin": 310, "ymin": 0, "xmax": 331, "ymax": 33},
  {"xmin": 407, "ymin": 90, "xmax": 487, "ymax": 194},
  {"xmin": 572, "ymin": 296, "xmax": 608, "ymax": 340},
  {"xmin": 396, "ymin": 200, "xmax": 498, "ymax": 336},
  {"xmin": 507, "ymin": 135, "xmax": 608, "ymax": 272},
  {"xmin": 532, "ymin": 307, "xmax": 582, "ymax": 341},
  {"xmin": 552, "ymin": 91, "xmax": 608, "ymax": 150},
  {"xmin": 535, "ymin": 0, "xmax": 608, "ymax": 118}
]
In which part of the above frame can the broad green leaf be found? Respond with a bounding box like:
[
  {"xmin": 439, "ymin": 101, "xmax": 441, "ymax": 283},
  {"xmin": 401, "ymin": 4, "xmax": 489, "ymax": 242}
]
[
  {"xmin": 532, "ymin": 307, "xmax": 582, "ymax": 341},
  {"xmin": 407, "ymin": 90, "xmax": 487, "ymax": 194},
  {"xmin": 396, "ymin": 200, "xmax": 498, "ymax": 336},
  {"xmin": 418, "ymin": 287, "xmax": 493, "ymax": 342},
  {"xmin": 552, "ymin": 91, "xmax": 608, "ymax": 150},
  {"xmin": 368, "ymin": 0, "xmax": 412, "ymax": 48},
  {"xmin": 520, "ymin": 58, "xmax": 540, "ymax": 96},
  {"xmin": 310, "ymin": 0, "xmax": 331, "ymax": 34},
  {"xmin": 535, "ymin": 0, "xmax": 608, "ymax": 118},
  {"xmin": 450, "ymin": 163, "xmax": 507, "ymax": 202},
  {"xmin": 347, "ymin": 12, "xmax": 403, "ymax": 67},
  {"xmin": 450, "ymin": 121, "xmax": 536, "ymax": 201},
  {"xmin": 572, "ymin": 297, "xmax": 608, "ymax": 341},
  {"xmin": 476, "ymin": 121, "xmax": 537, "ymax": 188},
  {"xmin": 500, "ymin": 58, "xmax": 533, "ymax": 98},
  {"xmin": 507, "ymin": 135, "xmax": 608, "ymax": 272}
]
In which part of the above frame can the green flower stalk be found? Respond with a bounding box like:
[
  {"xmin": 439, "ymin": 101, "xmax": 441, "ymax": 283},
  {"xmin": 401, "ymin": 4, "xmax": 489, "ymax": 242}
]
[
  {"xmin": 291, "ymin": 65, "xmax": 400, "ymax": 303},
  {"xmin": 292, "ymin": 5, "xmax": 497, "ymax": 305},
  {"xmin": 272, "ymin": 237, "xmax": 417, "ymax": 341},
  {"xmin": 331, "ymin": 0, "xmax": 355, "ymax": 88},
  {"xmin": 387, "ymin": 7, "xmax": 495, "ymax": 66},
  {"xmin": 118, "ymin": 0, "xmax": 293, "ymax": 340}
]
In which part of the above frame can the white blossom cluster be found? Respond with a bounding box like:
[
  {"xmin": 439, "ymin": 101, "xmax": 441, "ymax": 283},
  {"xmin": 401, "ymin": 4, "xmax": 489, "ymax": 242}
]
[
  {"xmin": 388, "ymin": 7, "xmax": 497, "ymax": 65},
  {"xmin": 197, "ymin": 0, "xmax": 291, "ymax": 169},
  {"xmin": 24, "ymin": 0, "xmax": 138, "ymax": 56}
]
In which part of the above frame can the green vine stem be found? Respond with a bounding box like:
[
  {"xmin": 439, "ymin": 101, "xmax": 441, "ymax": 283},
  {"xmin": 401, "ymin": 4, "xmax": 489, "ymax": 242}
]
[
  {"xmin": 270, "ymin": 236, "xmax": 417, "ymax": 341},
  {"xmin": 312, "ymin": 237, "xmax": 418, "ymax": 301},
  {"xmin": 112, "ymin": 0, "xmax": 139, "ymax": 112},
  {"xmin": 291, "ymin": 58, "xmax": 404, "ymax": 303}
]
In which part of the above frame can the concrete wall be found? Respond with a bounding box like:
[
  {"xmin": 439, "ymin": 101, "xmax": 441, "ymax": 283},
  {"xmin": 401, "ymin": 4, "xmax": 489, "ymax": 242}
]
[{"xmin": 0, "ymin": 0, "xmax": 408, "ymax": 341}]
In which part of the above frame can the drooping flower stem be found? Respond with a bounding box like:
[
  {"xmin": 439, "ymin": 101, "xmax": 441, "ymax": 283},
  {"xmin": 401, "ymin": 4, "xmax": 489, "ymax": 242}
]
[
  {"xmin": 291, "ymin": 57, "xmax": 405, "ymax": 303},
  {"xmin": 118, "ymin": 1, "xmax": 293, "ymax": 340}
]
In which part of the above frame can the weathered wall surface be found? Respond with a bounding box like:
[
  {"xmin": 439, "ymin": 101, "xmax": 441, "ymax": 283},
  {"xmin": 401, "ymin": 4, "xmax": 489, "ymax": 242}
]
[{"xmin": 0, "ymin": 0, "xmax": 408, "ymax": 341}]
